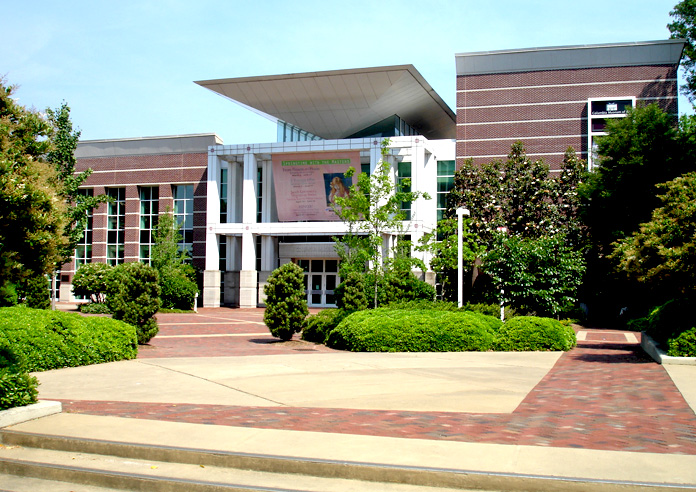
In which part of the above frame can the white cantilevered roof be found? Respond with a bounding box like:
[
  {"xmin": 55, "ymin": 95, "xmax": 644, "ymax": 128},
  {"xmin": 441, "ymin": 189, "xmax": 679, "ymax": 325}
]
[{"xmin": 195, "ymin": 65, "xmax": 455, "ymax": 140}]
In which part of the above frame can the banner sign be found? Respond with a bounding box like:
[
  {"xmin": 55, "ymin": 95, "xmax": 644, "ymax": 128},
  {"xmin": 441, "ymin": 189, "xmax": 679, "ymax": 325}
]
[{"xmin": 272, "ymin": 151, "xmax": 360, "ymax": 222}]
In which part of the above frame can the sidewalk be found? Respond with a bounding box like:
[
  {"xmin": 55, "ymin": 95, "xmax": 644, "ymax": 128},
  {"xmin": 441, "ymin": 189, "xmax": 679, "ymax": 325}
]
[{"xmin": 8, "ymin": 307, "xmax": 696, "ymax": 487}]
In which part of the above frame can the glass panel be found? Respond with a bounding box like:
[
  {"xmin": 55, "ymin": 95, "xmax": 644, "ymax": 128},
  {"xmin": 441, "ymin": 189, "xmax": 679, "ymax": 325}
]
[
  {"xmin": 298, "ymin": 260, "xmax": 310, "ymax": 272},
  {"xmin": 311, "ymin": 260, "xmax": 323, "ymax": 272},
  {"xmin": 326, "ymin": 275, "xmax": 336, "ymax": 291},
  {"xmin": 311, "ymin": 275, "xmax": 322, "ymax": 291},
  {"xmin": 437, "ymin": 177, "xmax": 453, "ymax": 192},
  {"xmin": 437, "ymin": 160, "xmax": 455, "ymax": 175},
  {"xmin": 437, "ymin": 194, "xmax": 448, "ymax": 209},
  {"xmin": 312, "ymin": 294, "xmax": 322, "ymax": 305},
  {"xmin": 325, "ymin": 260, "xmax": 338, "ymax": 272},
  {"xmin": 325, "ymin": 294, "xmax": 335, "ymax": 305},
  {"xmin": 303, "ymin": 275, "xmax": 308, "ymax": 291}
]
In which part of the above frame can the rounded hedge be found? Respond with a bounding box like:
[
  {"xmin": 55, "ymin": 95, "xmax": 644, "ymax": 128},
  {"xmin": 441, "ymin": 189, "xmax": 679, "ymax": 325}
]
[
  {"xmin": 668, "ymin": 326, "xmax": 696, "ymax": 357},
  {"xmin": 0, "ymin": 306, "xmax": 138, "ymax": 372},
  {"xmin": 495, "ymin": 316, "xmax": 576, "ymax": 351},
  {"xmin": 302, "ymin": 309, "xmax": 350, "ymax": 344},
  {"xmin": 326, "ymin": 308, "xmax": 500, "ymax": 352},
  {"xmin": 0, "ymin": 343, "xmax": 39, "ymax": 410}
]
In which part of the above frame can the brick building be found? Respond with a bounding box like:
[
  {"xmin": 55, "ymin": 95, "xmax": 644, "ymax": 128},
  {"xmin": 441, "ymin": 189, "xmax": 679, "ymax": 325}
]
[{"xmin": 455, "ymin": 39, "xmax": 684, "ymax": 169}]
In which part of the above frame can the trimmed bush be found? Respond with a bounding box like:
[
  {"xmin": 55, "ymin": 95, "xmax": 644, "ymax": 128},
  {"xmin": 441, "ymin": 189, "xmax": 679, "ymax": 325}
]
[
  {"xmin": 496, "ymin": 316, "xmax": 576, "ymax": 351},
  {"xmin": 18, "ymin": 275, "xmax": 50, "ymax": 309},
  {"xmin": 78, "ymin": 302, "xmax": 112, "ymax": 314},
  {"xmin": 0, "ymin": 343, "xmax": 39, "ymax": 410},
  {"xmin": 642, "ymin": 298, "xmax": 693, "ymax": 345},
  {"xmin": 106, "ymin": 262, "xmax": 161, "ymax": 344},
  {"xmin": 264, "ymin": 263, "xmax": 309, "ymax": 341},
  {"xmin": 0, "ymin": 306, "xmax": 137, "ymax": 372},
  {"xmin": 668, "ymin": 327, "xmax": 696, "ymax": 357},
  {"xmin": 302, "ymin": 309, "xmax": 350, "ymax": 344},
  {"xmin": 160, "ymin": 267, "xmax": 199, "ymax": 310},
  {"xmin": 0, "ymin": 283, "xmax": 18, "ymax": 307},
  {"xmin": 326, "ymin": 308, "xmax": 498, "ymax": 352},
  {"xmin": 335, "ymin": 272, "xmax": 368, "ymax": 311}
]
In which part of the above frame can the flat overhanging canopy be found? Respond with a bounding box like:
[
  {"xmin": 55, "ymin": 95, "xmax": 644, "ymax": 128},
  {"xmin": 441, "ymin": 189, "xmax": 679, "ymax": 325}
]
[{"xmin": 195, "ymin": 65, "xmax": 455, "ymax": 140}]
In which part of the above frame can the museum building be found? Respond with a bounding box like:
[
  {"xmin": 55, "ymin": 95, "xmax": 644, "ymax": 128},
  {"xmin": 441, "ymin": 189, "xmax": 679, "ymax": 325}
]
[{"xmin": 64, "ymin": 39, "xmax": 684, "ymax": 308}]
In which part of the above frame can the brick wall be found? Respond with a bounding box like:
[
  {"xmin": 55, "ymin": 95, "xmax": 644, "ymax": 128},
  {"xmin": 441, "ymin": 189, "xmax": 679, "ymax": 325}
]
[{"xmin": 456, "ymin": 64, "xmax": 679, "ymax": 169}]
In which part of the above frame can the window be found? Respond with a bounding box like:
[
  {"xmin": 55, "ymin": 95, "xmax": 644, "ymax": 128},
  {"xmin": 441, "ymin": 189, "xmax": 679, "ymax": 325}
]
[
  {"xmin": 139, "ymin": 187, "xmax": 159, "ymax": 263},
  {"xmin": 74, "ymin": 189, "xmax": 93, "ymax": 267},
  {"xmin": 256, "ymin": 167, "xmax": 263, "ymax": 223},
  {"xmin": 173, "ymin": 184, "xmax": 194, "ymax": 257},
  {"xmin": 587, "ymin": 97, "xmax": 634, "ymax": 170},
  {"xmin": 436, "ymin": 160, "xmax": 456, "ymax": 222},
  {"xmin": 396, "ymin": 161, "xmax": 412, "ymax": 220},
  {"xmin": 106, "ymin": 188, "xmax": 125, "ymax": 265},
  {"xmin": 220, "ymin": 167, "xmax": 228, "ymax": 223}
]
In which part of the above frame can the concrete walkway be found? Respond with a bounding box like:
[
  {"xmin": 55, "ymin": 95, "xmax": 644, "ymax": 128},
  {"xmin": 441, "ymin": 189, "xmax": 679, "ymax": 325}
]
[{"xmin": 6, "ymin": 307, "xmax": 696, "ymax": 488}]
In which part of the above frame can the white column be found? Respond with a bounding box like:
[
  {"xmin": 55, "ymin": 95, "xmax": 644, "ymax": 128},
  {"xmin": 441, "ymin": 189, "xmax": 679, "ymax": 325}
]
[
  {"xmin": 203, "ymin": 149, "xmax": 221, "ymax": 307},
  {"xmin": 239, "ymin": 151, "xmax": 259, "ymax": 308}
]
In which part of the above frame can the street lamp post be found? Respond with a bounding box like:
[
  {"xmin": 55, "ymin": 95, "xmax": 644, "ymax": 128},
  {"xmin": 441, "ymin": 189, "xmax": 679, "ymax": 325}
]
[{"xmin": 456, "ymin": 207, "xmax": 470, "ymax": 308}]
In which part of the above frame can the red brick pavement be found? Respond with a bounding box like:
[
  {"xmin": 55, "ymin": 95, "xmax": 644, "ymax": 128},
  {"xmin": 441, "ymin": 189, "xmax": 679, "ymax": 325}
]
[{"xmin": 59, "ymin": 311, "xmax": 696, "ymax": 455}]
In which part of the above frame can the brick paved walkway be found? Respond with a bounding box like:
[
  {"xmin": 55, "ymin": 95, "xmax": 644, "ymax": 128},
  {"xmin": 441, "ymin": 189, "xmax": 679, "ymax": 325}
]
[{"xmin": 60, "ymin": 310, "xmax": 696, "ymax": 455}]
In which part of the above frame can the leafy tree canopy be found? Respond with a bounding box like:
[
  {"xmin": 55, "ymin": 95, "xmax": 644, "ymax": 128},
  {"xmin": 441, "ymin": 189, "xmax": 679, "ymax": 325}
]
[
  {"xmin": 0, "ymin": 81, "xmax": 68, "ymax": 284},
  {"xmin": 669, "ymin": 0, "xmax": 696, "ymax": 101},
  {"xmin": 610, "ymin": 172, "xmax": 696, "ymax": 300}
]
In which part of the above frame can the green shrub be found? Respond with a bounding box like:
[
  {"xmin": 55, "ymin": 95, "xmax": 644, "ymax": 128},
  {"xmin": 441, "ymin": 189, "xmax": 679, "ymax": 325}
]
[
  {"xmin": 105, "ymin": 262, "xmax": 161, "ymax": 344},
  {"xmin": 335, "ymin": 272, "xmax": 368, "ymax": 311},
  {"xmin": 78, "ymin": 302, "xmax": 112, "ymax": 314},
  {"xmin": 302, "ymin": 309, "xmax": 350, "ymax": 344},
  {"xmin": 386, "ymin": 299, "xmax": 459, "ymax": 311},
  {"xmin": 0, "ymin": 368, "xmax": 39, "ymax": 410},
  {"xmin": 264, "ymin": 263, "xmax": 309, "ymax": 341},
  {"xmin": 668, "ymin": 327, "xmax": 696, "ymax": 357},
  {"xmin": 160, "ymin": 268, "xmax": 199, "ymax": 310},
  {"xmin": 72, "ymin": 262, "xmax": 113, "ymax": 303},
  {"xmin": 0, "ymin": 307, "xmax": 137, "ymax": 372},
  {"xmin": 0, "ymin": 343, "xmax": 39, "ymax": 410},
  {"xmin": 18, "ymin": 275, "xmax": 50, "ymax": 309},
  {"xmin": 496, "ymin": 316, "xmax": 576, "ymax": 351},
  {"xmin": 326, "ymin": 308, "xmax": 497, "ymax": 352},
  {"xmin": 0, "ymin": 282, "xmax": 18, "ymax": 307},
  {"xmin": 642, "ymin": 298, "xmax": 693, "ymax": 345}
]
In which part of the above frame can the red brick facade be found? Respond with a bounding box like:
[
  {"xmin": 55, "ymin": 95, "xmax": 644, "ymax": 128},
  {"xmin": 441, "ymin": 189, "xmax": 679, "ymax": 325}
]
[
  {"xmin": 456, "ymin": 65, "xmax": 679, "ymax": 169},
  {"xmin": 64, "ymin": 152, "xmax": 208, "ymax": 281}
]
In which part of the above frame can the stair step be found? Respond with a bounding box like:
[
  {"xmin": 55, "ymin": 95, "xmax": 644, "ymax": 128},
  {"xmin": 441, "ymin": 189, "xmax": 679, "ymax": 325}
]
[
  {"xmin": 0, "ymin": 437, "xmax": 471, "ymax": 492},
  {"xmin": 0, "ymin": 472, "xmax": 122, "ymax": 492}
]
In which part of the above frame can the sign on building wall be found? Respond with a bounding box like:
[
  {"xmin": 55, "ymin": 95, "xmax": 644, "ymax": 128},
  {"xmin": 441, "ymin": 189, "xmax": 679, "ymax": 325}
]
[{"xmin": 271, "ymin": 151, "xmax": 360, "ymax": 222}]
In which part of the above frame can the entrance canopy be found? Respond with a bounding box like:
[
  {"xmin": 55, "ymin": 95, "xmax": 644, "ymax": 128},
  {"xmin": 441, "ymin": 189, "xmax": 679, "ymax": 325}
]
[{"xmin": 196, "ymin": 65, "xmax": 456, "ymax": 140}]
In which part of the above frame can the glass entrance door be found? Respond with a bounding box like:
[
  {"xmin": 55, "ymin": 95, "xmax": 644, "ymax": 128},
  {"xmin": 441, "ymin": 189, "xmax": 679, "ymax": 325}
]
[{"xmin": 297, "ymin": 259, "xmax": 339, "ymax": 307}]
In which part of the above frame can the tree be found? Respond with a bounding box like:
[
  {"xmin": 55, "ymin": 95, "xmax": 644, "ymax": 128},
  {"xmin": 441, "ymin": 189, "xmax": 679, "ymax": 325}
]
[
  {"xmin": 263, "ymin": 262, "xmax": 308, "ymax": 340},
  {"xmin": 332, "ymin": 138, "xmax": 430, "ymax": 308},
  {"xmin": 610, "ymin": 172, "xmax": 696, "ymax": 301},
  {"xmin": 0, "ymin": 81, "xmax": 68, "ymax": 288},
  {"xmin": 668, "ymin": 0, "xmax": 696, "ymax": 101},
  {"xmin": 449, "ymin": 143, "xmax": 585, "ymax": 246},
  {"xmin": 46, "ymin": 103, "xmax": 108, "ymax": 265},
  {"xmin": 151, "ymin": 211, "xmax": 199, "ymax": 310},
  {"xmin": 579, "ymin": 104, "xmax": 696, "ymax": 321},
  {"xmin": 482, "ymin": 233, "xmax": 586, "ymax": 316}
]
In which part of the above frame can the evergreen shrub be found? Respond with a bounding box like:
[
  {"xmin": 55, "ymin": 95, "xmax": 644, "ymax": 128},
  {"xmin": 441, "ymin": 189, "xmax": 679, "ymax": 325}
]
[
  {"xmin": 18, "ymin": 275, "xmax": 50, "ymax": 309},
  {"xmin": 72, "ymin": 262, "xmax": 112, "ymax": 303},
  {"xmin": 0, "ymin": 283, "xmax": 18, "ymax": 307},
  {"xmin": 160, "ymin": 266, "xmax": 198, "ymax": 310},
  {"xmin": 302, "ymin": 309, "xmax": 350, "ymax": 344},
  {"xmin": 0, "ymin": 306, "xmax": 137, "ymax": 372},
  {"xmin": 496, "ymin": 316, "xmax": 576, "ymax": 351},
  {"xmin": 335, "ymin": 272, "xmax": 368, "ymax": 311},
  {"xmin": 263, "ymin": 263, "xmax": 308, "ymax": 340},
  {"xmin": 326, "ymin": 308, "xmax": 498, "ymax": 352},
  {"xmin": 0, "ymin": 342, "xmax": 38, "ymax": 410},
  {"xmin": 106, "ymin": 262, "xmax": 161, "ymax": 344},
  {"xmin": 668, "ymin": 327, "xmax": 696, "ymax": 357}
]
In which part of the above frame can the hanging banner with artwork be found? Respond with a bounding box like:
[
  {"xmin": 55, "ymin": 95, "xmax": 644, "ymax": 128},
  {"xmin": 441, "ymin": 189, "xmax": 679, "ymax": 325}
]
[{"xmin": 272, "ymin": 151, "xmax": 359, "ymax": 222}]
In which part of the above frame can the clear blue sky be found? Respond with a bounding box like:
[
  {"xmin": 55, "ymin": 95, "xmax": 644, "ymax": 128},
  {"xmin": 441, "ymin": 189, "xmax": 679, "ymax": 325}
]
[{"xmin": 3, "ymin": 0, "xmax": 689, "ymax": 144}]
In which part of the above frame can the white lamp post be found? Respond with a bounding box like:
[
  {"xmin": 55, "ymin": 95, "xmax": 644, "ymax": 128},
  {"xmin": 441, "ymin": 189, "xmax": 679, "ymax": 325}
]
[{"xmin": 456, "ymin": 207, "xmax": 470, "ymax": 308}]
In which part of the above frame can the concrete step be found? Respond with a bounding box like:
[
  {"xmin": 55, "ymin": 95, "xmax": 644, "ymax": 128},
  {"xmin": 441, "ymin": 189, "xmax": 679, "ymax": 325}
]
[
  {"xmin": 0, "ymin": 431, "xmax": 482, "ymax": 492},
  {"xmin": 0, "ymin": 472, "xmax": 122, "ymax": 492}
]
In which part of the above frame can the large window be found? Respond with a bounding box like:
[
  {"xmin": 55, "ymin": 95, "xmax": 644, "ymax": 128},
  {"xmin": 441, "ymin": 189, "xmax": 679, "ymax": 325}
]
[
  {"xmin": 587, "ymin": 97, "xmax": 634, "ymax": 170},
  {"xmin": 173, "ymin": 184, "xmax": 194, "ymax": 256},
  {"xmin": 74, "ymin": 189, "xmax": 93, "ymax": 267},
  {"xmin": 106, "ymin": 188, "xmax": 125, "ymax": 265},
  {"xmin": 220, "ymin": 167, "xmax": 228, "ymax": 223},
  {"xmin": 139, "ymin": 186, "xmax": 159, "ymax": 263},
  {"xmin": 397, "ymin": 161, "xmax": 412, "ymax": 220},
  {"xmin": 436, "ymin": 160, "xmax": 455, "ymax": 222}
]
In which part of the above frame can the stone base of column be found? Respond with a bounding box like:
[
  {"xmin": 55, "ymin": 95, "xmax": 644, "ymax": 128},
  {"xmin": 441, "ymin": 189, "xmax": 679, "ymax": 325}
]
[
  {"xmin": 202, "ymin": 270, "xmax": 221, "ymax": 307},
  {"xmin": 239, "ymin": 270, "xmax": 258, "ymax": 308}
]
